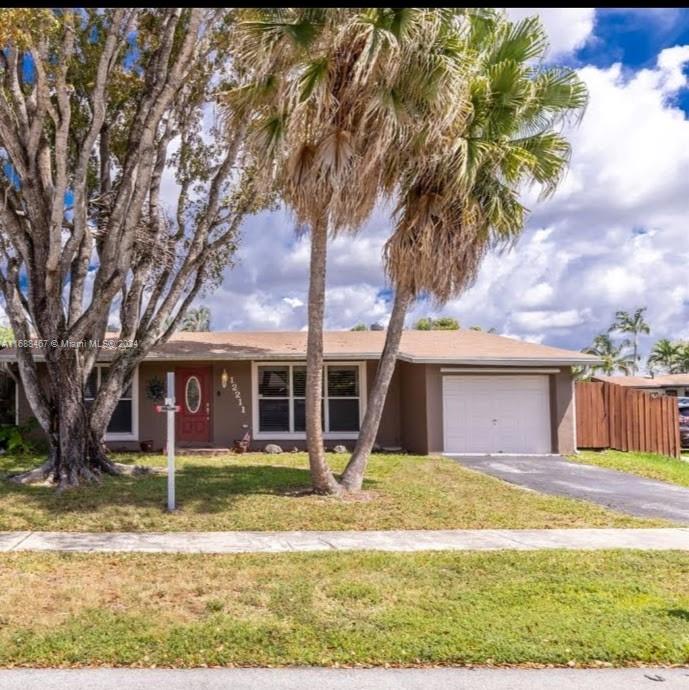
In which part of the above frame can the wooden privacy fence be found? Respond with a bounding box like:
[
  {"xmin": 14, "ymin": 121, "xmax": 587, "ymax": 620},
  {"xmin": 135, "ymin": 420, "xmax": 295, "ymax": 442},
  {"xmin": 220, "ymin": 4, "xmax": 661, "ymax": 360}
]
[{"xmin": 576, "ymin": 381, "xmax": 680, "ymax": 457}]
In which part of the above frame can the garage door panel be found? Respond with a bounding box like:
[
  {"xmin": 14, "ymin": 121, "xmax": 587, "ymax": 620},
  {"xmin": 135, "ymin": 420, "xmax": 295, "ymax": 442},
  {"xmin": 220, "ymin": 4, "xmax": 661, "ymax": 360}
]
[{"xmin": 443, "ymin": 375, "xmax": 551, "ymax": 454}]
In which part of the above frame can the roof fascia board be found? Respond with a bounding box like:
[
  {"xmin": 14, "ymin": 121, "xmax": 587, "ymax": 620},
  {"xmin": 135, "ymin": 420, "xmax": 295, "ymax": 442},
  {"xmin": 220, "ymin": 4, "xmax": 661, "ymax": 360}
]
[
  {"xmin": 0, "ymin": 351, "xmax": 602, "ymax": 366},
  {"xmin": 398, "ymin": 354, "xmax": 602, "ymax": 366}
]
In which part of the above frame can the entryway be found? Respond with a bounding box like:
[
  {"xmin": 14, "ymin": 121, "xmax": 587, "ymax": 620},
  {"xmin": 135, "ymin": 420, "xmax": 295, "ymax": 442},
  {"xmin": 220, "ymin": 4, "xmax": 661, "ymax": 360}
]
[{"xmin": 175, "ymin": 366, "xmax": 212, "ymax": 444}]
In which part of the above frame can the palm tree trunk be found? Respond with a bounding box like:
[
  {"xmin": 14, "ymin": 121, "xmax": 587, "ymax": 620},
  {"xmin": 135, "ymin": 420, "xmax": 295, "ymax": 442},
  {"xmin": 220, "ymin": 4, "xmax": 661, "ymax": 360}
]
[
  {"xmin": 340, "ymin": 289, "xmax": 411, "ymax": 491},
  {"xmin": 305, "ymin": 217, "xmax": 342, "ymax": 495},
  {"xmin": 633, "ymin": 334, "xmax": 638, "ymax": 375}
]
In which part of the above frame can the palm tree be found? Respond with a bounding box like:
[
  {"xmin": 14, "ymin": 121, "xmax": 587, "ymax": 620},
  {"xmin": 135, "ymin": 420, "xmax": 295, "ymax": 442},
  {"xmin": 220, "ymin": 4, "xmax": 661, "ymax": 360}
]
[
  {"xmin": 582, "ymin": 334, "xmax": 635, "ymax": 376},
  {"xmin": 227, "ymin": 9, "xmax": 473, "ymax": 493},
  {"xmin": 671, "ymin": 343, "xmax": 689, "ymax": 374},
  {"xmin": 180, "ymin": 307, "xmax": 211, "ymax": 332},
  {"xmin": 647, "ymin": 338, "xmax": 682, "ymax": 374},
  {"xmin": 609, "ymin": 307, "xmax": 650, "ymax": 375},
  {"xmin": 340, "ymin": 11, "xmax": 588, "ymax": 490}
]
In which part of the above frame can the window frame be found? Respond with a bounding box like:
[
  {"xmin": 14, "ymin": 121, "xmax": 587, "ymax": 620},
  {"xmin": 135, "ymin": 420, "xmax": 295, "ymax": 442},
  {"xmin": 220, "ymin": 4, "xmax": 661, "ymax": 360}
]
[
  {"xmin": 84, "ymin": 364, "xmax": 139, "ymax": 441},
  {"xmin": 252, "ymin": 361, "xmax": 366, "ymax": 440}
]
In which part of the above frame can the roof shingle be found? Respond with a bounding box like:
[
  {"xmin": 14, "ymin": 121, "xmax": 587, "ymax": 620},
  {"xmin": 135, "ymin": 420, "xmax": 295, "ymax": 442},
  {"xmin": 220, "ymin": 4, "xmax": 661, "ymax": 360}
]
[
  {"xmin": 593, "ymin": 374, "xmax": 689, "ymax": 387},
  {"xmin": 144, "ymin": 330, "xmax": 596, "ymax": 365},
  {"xmin": 0, "ymin": 330, "xmax": 598, "ymax": 365}
]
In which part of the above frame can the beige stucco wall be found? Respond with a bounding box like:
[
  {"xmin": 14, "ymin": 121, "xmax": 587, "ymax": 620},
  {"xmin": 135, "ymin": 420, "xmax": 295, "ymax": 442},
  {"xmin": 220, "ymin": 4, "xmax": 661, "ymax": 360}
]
[
  {"xmin": 551, "ymin": 368, "xmax": 577, "ymax": 454},
  {"xmin": 399, "ymin": 361, "xmax": 428, "ymax": 453},
  {"xmin": 425, "ymin": 365, "xmax": 444, "ymax": 454},
  {"xmin": 366, "ymin": 360, "xmax": 402, "ymax": 449}
]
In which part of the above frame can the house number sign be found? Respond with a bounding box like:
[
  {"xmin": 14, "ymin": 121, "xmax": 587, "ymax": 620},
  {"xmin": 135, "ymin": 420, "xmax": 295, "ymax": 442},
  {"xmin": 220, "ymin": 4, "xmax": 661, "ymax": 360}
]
[{"xmin": 229, "ymin": 376, "xmax": 246, "ymax": 415}]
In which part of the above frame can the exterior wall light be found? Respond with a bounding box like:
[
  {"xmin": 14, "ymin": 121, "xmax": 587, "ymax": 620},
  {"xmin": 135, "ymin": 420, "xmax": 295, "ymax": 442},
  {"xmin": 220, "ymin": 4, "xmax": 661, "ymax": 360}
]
[{"xmin": 220, "ymin": 368, "xmax": 229, "ymax": 389}]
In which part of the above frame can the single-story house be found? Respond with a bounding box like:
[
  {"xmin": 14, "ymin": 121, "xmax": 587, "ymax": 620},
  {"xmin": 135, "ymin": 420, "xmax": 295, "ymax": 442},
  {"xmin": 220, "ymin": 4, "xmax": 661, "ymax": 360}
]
[
  {"xmin": 4, "ymin": 330, "xmax": 597, "ymax": 455},
  {"xmin": 593, "ymin": 374, "xmax": 689, "ymax": 398}
]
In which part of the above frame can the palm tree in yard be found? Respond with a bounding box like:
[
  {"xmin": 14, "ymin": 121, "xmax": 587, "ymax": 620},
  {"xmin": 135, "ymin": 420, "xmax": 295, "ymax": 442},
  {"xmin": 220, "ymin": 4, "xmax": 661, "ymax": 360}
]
[
  {"xmin": 227, "ymin": 9, "xmax": 473, "ymax": 493},
  {"xmin": 583, "ymin": 334, "xmax": 635, "ymax": 376},
  {"xmin": 647, "ymin": 338, "xmax": 682, "ymax": 374},
  {"xmin": 340, "ymin": 11, "xmax": 588, "ymax": 490},
  {"xmin": 609, "ymin": 307, "xmax": 650, "ymax": 375}
]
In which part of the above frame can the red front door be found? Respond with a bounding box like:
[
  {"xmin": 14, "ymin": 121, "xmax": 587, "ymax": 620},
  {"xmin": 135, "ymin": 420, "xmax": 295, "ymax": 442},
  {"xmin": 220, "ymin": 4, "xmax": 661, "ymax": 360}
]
[{"xmin": 176, "ymin": 367, "xmax": 212, "ymax": 444}]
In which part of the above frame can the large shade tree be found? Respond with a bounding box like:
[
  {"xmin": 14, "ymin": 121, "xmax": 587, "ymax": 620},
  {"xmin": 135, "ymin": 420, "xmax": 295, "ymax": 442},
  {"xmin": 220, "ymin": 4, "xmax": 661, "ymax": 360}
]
[
  {"xmin": 0, "ymin": 9, "xmax": 259, "ymax": 486},
  {"xmin": 226, "ymin": 8, "xmax": 472, "ymax": 494},
  {"xmin": 340, "ymin": 11, "xmax": 588, "ymax": 490}
]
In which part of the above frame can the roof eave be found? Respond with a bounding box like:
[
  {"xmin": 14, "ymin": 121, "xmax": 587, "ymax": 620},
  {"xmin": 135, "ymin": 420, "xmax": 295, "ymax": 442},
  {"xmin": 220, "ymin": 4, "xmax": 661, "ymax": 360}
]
[
  {"xmin": 0, "ymin": 351, "xmax": 602, "ymax": 366},
  {"xmin": 397, "ymin": 354, "xmax": 602, "ymax": 366},
  {"xmin": 142, "ymin": 351, "xmax": 385, "ymax": 362}
]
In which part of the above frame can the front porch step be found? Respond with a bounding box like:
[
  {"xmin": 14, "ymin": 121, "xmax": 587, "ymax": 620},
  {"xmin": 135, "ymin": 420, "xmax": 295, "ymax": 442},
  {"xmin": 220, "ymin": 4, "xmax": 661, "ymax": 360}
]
[{"xmin": 168, "ymin": 447, "xmax": 233, "ymax": 456}]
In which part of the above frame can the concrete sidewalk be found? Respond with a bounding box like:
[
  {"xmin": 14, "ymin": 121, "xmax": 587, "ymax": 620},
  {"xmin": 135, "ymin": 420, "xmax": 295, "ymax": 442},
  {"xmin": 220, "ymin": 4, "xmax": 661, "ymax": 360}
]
[
  {"xmin": 2, "ymin": 528, "xmax": 689, "ymax": 553},
  {"xmin": 1, "ymin": 668, "xmax": 688, "ymax": 690}
]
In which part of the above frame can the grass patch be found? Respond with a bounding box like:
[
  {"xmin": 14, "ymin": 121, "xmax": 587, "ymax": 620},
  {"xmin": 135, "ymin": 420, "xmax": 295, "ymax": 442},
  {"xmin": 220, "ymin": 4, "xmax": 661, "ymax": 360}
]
[
  {"xmin": 0, "ymin": 452, "xmax": 663, "ymax": 531},
  {"xmin": 1, "ymin": 550, "xmax": 689, "ymax": 667},
  {"xmin": 574, "ymin": 450, "xmax": 689, "ymax": 488}
]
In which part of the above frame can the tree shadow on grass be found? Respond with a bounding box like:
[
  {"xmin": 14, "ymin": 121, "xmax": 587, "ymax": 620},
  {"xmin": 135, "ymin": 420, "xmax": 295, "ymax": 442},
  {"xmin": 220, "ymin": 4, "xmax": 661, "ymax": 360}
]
[
  {"xmin": 0, "ymin": 459, "xmax": 380, "ymax": 520},
  {"xmin": 667, "ymin": 608, "xmax": 689, "ymax": 621}
]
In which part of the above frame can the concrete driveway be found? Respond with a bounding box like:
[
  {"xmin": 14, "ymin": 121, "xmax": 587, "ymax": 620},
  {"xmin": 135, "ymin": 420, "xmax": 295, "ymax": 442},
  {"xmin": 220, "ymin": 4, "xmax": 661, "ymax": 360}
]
[{"xmin": 449, "ymin": 455, "xmax": 689, "ymax": 523}]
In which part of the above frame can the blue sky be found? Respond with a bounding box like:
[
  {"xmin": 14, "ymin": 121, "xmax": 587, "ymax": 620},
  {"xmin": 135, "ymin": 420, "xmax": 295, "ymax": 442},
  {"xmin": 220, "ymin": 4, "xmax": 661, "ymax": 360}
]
[
  {"xmin": 577, "ymin": 9, "xmax": 689, "ymax": 70},
  {"xmin": 576, "ymin": 9, "xmax": 689, "ymax": 112},
  {"xmin": 176, "ymin": 8, "xmax": 689, "ymax": 364}
]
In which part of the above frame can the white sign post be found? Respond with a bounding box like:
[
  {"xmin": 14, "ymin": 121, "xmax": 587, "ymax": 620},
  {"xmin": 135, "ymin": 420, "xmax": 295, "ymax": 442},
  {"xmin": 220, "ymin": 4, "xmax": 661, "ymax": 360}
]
[{"xmin": 165, "ymin": 371, "xmax": 176, "ymax": 512}]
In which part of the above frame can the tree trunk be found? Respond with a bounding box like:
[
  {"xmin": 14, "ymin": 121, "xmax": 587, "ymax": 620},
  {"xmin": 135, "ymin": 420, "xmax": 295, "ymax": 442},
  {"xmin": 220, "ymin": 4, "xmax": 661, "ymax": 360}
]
[
  {"xmin": 305, "ymin": 217, "xmax": 342, "ymax": 495},
  {"xmin": 340, "ymin": 289, "xmax": 411, "ymax": 491},
  {"xmin": 53, "ymin": 400, "xmax": 118, "ymax": 486},
  {"xmin": 11, "ymin": 358, "xmax": 119, "ymax": 487}
]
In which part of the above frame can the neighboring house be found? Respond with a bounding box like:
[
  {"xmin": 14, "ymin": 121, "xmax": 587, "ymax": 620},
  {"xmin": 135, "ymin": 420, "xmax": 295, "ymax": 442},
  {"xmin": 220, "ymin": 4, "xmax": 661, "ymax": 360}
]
[
  {"xmin": 593, "ymin": 374, "xmax": 689, "ymax": 398},
  {"xmin": 1, "ymin": 331, "xmax": 597, "ymax": 455}
]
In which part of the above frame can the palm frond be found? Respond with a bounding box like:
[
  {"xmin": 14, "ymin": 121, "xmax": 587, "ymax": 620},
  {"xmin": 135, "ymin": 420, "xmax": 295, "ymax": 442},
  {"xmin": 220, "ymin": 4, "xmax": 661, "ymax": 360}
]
[
  {"xmin": 299, "ymin": 56, "xmax": 330, "ymax": 102},
  {"xmin": 490, "ymin": 15, "xmax": 548, "ymax": 65}
]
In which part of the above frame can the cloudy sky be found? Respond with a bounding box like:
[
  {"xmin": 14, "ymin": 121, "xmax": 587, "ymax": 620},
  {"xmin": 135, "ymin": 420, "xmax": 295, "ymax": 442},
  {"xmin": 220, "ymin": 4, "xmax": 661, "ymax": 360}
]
[{"xmin": 198, "ymin": 8, "xmax": 689, "ymax": 359}]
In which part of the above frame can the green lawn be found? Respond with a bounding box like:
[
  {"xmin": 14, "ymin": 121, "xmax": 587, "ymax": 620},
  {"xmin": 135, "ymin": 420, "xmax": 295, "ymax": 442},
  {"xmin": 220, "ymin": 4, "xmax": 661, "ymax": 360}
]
[
  {"xmin": 574, "ymin": 450, "xmax": 689, "ymax": 488},
  {"xmin": 0, "ymin": 452, "xmax": 664, "ymax": 531},
  {"xmin": 1, "ymin": 550, "xmax": 689, "ymax": 667}
]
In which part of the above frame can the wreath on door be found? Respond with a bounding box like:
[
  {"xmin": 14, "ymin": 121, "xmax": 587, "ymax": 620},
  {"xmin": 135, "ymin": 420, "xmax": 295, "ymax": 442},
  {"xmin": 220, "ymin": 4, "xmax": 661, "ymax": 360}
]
[{"xmin": 145, "ymin": 375, "xmax": 165, "ymax": 403}]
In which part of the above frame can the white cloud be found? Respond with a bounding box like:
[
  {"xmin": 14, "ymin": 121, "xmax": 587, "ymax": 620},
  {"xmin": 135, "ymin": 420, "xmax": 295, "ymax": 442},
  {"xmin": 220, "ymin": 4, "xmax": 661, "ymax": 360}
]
[
  {"xmin": 506, "ymin": 8, "xmax": 595, "ymax": 57},
  {"xmin": 283, "ymin": 297, "xmax": 303, "ymax": 309},
  {"xmin": 511, "ymin": 309, "xmax": 591, "ymax": 331},
  {"xmin": 520, "ymin": 282, "xmax": 555, "ymax": 308}
]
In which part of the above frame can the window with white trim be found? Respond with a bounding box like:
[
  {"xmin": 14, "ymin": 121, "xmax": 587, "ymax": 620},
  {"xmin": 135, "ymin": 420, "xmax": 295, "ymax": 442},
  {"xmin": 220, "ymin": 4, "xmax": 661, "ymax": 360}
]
[
  {"xmin": 256, "ymin": 363, "xmax": 361, "ymax": 435},
  {"xmin": 84, "ymin": 365, "xmax": 135, "ymax": 436}
]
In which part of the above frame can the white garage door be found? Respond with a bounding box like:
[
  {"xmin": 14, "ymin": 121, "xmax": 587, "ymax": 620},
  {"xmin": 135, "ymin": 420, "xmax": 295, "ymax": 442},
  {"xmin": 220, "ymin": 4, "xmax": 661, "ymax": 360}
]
[{"xmin": 442, "ymin": 375, "xmax": 552, "ymax": 454}]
